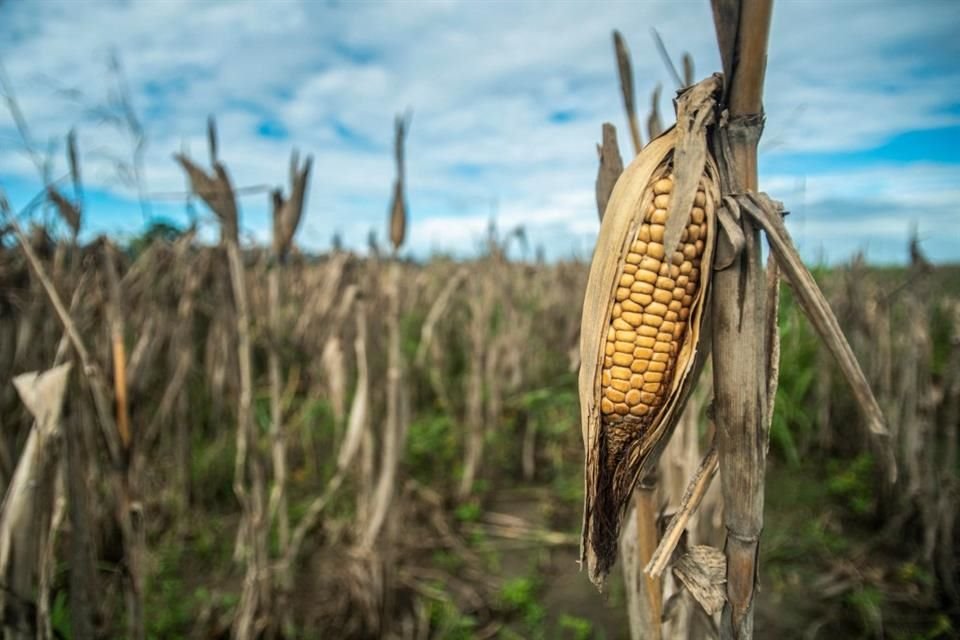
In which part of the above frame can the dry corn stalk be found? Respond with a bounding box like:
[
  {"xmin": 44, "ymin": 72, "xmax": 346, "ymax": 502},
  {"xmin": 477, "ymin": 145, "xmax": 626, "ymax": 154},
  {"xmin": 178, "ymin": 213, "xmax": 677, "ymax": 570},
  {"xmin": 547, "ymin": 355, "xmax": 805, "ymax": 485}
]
[
  {"xmin": 613, "ymin": 30, "xmax": 643, "ymax": 156},
  {"xmin": 596, "ymin": 123, "xmax": 624, "ymax": 222},
  {"xmin": 388, "ymin": 113, "xmax": 410, "ymax": 253},
  {"xmin": 580, "ymin": 77, "xmax": 721, "ymax": 586}
]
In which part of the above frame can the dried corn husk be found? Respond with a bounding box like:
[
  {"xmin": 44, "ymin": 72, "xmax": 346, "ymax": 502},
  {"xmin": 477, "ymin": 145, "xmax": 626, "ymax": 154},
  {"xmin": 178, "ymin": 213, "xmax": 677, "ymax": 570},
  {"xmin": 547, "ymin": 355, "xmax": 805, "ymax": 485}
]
[{"xmin": 580, "ymin": 76, "xmax": 722, "ymax": 587}]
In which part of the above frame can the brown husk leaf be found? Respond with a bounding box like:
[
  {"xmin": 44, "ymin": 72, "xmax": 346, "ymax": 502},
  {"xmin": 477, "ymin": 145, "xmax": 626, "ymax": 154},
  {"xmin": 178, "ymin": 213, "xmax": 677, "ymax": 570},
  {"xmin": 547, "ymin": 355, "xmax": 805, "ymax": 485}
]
[{"xmin": 579, "ymin": 76, "xmax": 723, "ymax": 587}]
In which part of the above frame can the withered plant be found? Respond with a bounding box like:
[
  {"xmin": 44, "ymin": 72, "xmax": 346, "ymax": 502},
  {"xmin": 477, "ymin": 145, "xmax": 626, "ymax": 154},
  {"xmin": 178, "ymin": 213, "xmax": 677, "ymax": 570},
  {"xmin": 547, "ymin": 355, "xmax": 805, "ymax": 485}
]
[{"xmin": 580, "ymin": 5, "xmax": 895, "ymax": 640}]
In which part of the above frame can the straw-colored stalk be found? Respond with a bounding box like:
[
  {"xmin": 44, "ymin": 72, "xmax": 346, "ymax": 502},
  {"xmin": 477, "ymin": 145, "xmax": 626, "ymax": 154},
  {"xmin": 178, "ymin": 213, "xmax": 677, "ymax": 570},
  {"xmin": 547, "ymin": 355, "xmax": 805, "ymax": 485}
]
[
  {"xmin": 613, "ymin": 30, "xmax": 643, "ymax": 156},
  {"xmin": 706, "ymin": 2, "xmax": 776, "ymax": 636},
  {"xmin": 175, "ymin": 124, "xmax": 270, "ymax": 639},
  {"xmin": 460, "ymin": 268, "xmax": 493, "ymax": 498},
  {"xmin": 285, "ymin": 294, "xmax": 368, "ymax": 566},
  {"xmin": 268, "ymin": 151, "xmax": 311, "ymax": 625},
  {"xmin": 1, "ymin": 206, "xmax": 139, "ymax": 639},
  {"xmin": 596, "ymin": 123, "xmax": 624, "ymax": 223},
  {"xmin": 102, "ymin": 241, "xmax": 146, "ymax": 640},
  {"xmin": 103, "ymin": 242, "xmax": 131, "ymax": 449},
  {"xmin": 361, "ymin": 260, "xmax": 405, "ymax": 548},
  {"xmin": 0, "ymin": 364, "xmax": 71, "ymax": 640},
  {"xmin": 362, "ymin": 112, "xmax": 411, "ymax": 558},
  {"xmin": 388, "ymin": 113, "xmax": 410, "ymax": 253}
]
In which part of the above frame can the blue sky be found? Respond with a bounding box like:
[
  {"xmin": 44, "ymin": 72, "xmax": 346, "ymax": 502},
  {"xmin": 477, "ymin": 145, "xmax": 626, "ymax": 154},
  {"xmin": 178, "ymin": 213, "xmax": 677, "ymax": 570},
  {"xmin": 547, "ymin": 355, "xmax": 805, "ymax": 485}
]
[{"xmin": 1, "ymin": 0, "xmax": 958, "ymax": 263}]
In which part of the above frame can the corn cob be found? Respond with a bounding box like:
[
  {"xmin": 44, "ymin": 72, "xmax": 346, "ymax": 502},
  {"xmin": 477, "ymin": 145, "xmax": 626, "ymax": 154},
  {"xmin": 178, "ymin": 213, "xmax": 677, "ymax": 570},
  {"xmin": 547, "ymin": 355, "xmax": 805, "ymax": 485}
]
[
  {"xmin": 601, "ymin": 173, "xmax": 709, "ymax": 443},
  {"xmin": 579, "ymin": 121, "xmax": 719, "ymax": 586}
]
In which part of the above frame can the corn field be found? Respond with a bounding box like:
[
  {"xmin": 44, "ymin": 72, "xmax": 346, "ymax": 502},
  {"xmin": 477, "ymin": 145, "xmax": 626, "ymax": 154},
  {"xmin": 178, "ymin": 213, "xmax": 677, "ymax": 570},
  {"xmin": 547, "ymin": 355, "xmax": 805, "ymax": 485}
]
[
  {"xmin": 0, "ymin": 205, "xmax": 957, "ymax": 637},
  {"xmin": 1, "ymin": 2, "xmax": 958, "ymax": 639}
]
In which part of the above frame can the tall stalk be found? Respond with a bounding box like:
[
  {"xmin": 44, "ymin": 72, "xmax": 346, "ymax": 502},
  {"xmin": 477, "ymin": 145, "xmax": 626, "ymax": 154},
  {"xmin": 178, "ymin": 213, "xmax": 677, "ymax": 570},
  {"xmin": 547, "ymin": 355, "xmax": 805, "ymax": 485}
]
[
  {"xmin": 175, "ymin": 120, "xmax": 268, "ymax": 639},
  {"xmin": 708, "ymin": 1, "xmax": 774, "ymax": 638},
  {"xmin": 268, "ymin": 151, "xmax": 311, "ymax": 634}
]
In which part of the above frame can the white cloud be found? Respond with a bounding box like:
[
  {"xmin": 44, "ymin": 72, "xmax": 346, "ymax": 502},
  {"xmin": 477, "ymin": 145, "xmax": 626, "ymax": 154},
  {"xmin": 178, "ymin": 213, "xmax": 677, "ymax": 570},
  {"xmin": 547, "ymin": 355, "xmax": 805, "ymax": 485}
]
[{"xmin": 0, "ymin": 0, "xmax": 958, "ymax": 263}]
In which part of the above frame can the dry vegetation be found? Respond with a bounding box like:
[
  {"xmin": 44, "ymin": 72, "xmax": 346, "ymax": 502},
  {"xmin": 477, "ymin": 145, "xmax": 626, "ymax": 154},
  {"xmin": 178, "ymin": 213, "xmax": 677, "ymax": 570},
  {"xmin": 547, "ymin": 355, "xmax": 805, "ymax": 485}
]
[
  {"xmin": 1, "ymin": 174, "xmax": 957, "ymax": 640},
  {"xmin": 0, "ymin": 3, "xmax": 958, "ymax": 639}
]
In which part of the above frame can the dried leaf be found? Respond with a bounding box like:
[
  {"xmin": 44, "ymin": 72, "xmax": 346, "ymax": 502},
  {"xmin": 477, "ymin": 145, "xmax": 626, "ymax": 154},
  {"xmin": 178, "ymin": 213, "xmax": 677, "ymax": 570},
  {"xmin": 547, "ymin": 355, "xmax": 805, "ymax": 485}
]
[
  {"xmin": 389, "ymin": 180, "xmax": 406, "ymax": 252},
  {"xmin": 646, "ymin": 84, "xmax": 664, "ymax": 142},
  {"xmin": 672, "ymin": 545, "xmax": 726, "ymax": 615},
  {"xmin": 174, "ymin": 153, "xmax": 239, "ymax": 242},
  {"xmin": 67, "ymin": 128, "xmax": 82, "ymax": 202},
  {"xmin": 613, "ymin": 30, "xmax": 643, "ymax": 154},
  {"xmin": 13, "ymin": 362, "xmax": 72, "ymax": 433},
  {"xmin": 272, "ymin": 150, "xmax": 313, "ymax": 259},
  {"xmin": 740, "ymin": 192, "xmax": 895, "ymax": 478},
  {"xmin": 207, "ymin": 114, "xmax": 219, "ymax": 164},
  {"xmin": 662, "ymin": 75, "xmax": 722, "ymax": 263},
  {"xmin": 46, "ymin": 187, "xmax": 81, "ymax": 236},
  {"xmin": 389, "ymin": 114, "xmax": 410, "ymax": 252},
  {"xmin": 595, "ymin": 123, "xmax": 624, "ymax": 222},
  {"xmin": 714, "ymin": 195, "xmax": 746, "ymax": 270},
  {"xmin": 651, "ymin": 28, "xmax": 684, "ymax": 89}
]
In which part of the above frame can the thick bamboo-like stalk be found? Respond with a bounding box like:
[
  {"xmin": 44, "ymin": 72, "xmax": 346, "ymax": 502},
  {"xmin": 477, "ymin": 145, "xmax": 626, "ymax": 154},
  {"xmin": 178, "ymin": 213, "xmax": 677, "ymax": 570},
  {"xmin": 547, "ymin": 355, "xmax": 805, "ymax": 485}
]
[
  {"xmin": 709, "ymin": 2, "xmax": 774, "ymax": 638},
  {"xmin": 636, "ymin": 483, "xmax": 662, "ymax": 636}
]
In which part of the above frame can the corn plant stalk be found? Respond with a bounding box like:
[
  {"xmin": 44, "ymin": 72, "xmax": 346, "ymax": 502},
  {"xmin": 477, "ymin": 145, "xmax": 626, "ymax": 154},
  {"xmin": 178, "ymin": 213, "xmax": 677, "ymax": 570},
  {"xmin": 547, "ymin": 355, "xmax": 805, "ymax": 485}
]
[
  {"xmin": 596, "ymin": 123, "xmax": 624, "ymax": 223},
  {"xmin": 646, "ymin": 84, "xmax": 664, "ymax": 142},
  {"xmin": 285, "ymin": 294, "xmax": 368, "ymax": 566},
  {"xmin": 144, "ymin": 237, "xmax": 199, "ymax": 506},
  {"xmin": 613, "ymin": 31, "xmax": 643, "ymax": 156},
  {"xmin": 176, "ymin": 126, "xmax": 269, "ymax": 638},
  {"xmin": 415, "ymin": 268, "xmax": 468, "ymax": 368},
  {"xmin": 619, "ymin": 463, "xmax": 681, "ymax": 634},
  {"xmin": 58, "ymin": 251, "xmax": 97, "ymax": 640},
  {"xmin": 739, "ymin": 194, "xmax": 890, "ymax": 442},
  {"xmin": 268, "ymin": 150, "xmax": 310, "ymax": 634},
  {"xmin": 37, "ymin": 272, "xmax": 87, "ymax": 640},
  {"xmin": 1, "ymin": 204, "xmax": 142, "ymax": 639},
  {"xmin": 708, "ymin": 2, "xmax": 773, "ymax": 637},
  {"xmin": 363, "ymin": 113, "xmax": 410, "ymax": 549},
  {"xmin": 460, "ymin": 268, "xmax": 492, "ymax": 498},
  {"xmin": 939, "ymin": 312, "xmax": 960, "ymax": 603},
  {"xmin": 646, "ymin": 442, "xmax": 719, "ymax": 578},
  {"xmin": 0, "ymin": 363, "xmax": 71, "ymax": 640},
  {"xmin": 362, "ymin": 260, "xmax": 405, "ymax": 548},
  {"xmin": 101, "ymin": 239, "xmax": 147, "ymax": 640},
  {"xmin": 226, "ymin": 206, "xmax": 270, "ymax": 640},
  {"xmin": 103, "ymin": 241, "xmax": 131, "ymax": 450},
  {"xmin": 388, "ymin": 113, "xmax": 410, "ymax": 252}
]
